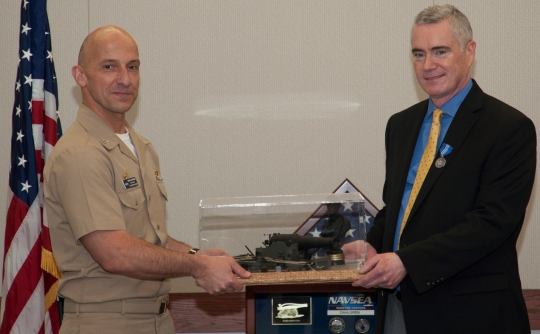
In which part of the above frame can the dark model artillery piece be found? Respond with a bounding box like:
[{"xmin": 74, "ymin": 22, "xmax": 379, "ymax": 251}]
[{"xmin": 233, "ymin": 233, "xmax": 345, "ymax": 273}]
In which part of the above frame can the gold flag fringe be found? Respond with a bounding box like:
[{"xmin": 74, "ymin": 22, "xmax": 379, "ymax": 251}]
[
  {"xmin": 41, "ymin": 247, "xmax": 62, "ymax": 311},
  {"xmin": 44, "ymin": 280, "xmax": 59, "ymax": 312},
  {"xmin": 41, "ymin": 247, "xmax": 62, "ymax": 279},
  {"xmin": 41, "ymin": 247, "xmax": 62, "ymax": 310}
]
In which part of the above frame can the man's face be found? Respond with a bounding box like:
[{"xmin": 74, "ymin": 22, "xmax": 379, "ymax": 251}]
[
  {"xmin": 78, "ymin": 32, "xmax": 140, "ymax": 116},
  {"xmin": 411, "ymin": 20, "xmax": 475, "ymax": 107}
]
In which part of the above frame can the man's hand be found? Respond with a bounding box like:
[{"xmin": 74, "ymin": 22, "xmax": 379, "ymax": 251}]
[
  {"xmin": 192, "ymin": 254, "xmax": 251, "ymax": 295},
  {"xmin": 352, "ymin": 252, "xmax": 407, "ymax": 289}
]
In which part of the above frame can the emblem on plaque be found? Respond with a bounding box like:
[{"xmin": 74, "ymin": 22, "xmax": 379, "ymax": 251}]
[
  {"xmin": 355, "ymin": 318, "xmax": 370, "ymax": 333},
  {"xmin": 275, "ymin": 303, "xmax": 308, "ymax": 319},
  {"xmin": 329, "ymin": 317, "xmax": 346, "ymax": 333},
  {"xmin": 271, "ymin": 296, "xmax": 312, "ymax": 325}
]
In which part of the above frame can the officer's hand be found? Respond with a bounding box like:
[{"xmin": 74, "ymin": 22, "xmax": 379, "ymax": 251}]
[{"xmin": 192, "ymin": 255, "xmax": 251, "ymax": 295}]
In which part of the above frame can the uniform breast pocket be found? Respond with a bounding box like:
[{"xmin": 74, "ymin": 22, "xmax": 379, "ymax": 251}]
[
  {"xmin": 117, "ymin": 188, "xmax": 146, "ymax": 210},
  {"xmin": 117, "ymin": 188, "xmax": 147, "ymax": 237},
  {"xmin": 156, "ymin": 181, "xmax": 168, "ymax": 212}
]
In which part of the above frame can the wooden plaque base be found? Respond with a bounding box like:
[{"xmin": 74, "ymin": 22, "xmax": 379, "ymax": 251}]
[{"xmin": 237, "ymin": 269, "xmax": 362, "ymax": 286}]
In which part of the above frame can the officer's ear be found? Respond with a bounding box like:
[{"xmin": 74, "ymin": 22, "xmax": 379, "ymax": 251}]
[{"xmin": 72, "ymin": 65, "xmax": 87, "ymax": 88}]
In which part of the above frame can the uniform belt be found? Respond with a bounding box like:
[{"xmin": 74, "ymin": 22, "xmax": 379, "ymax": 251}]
[{"xmin": 64, "ymin": 299, "xmax": 168, "ymax": 315}]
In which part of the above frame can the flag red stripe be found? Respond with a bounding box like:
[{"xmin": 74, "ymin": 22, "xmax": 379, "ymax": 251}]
[
  {"xmin": 40, "ymin": 225, "xmax": 53, "ymax": 253},
  {"xmin": 32, "ymin": 100, "xmax": 44, "ymax": 125},
  {"xmin": 0, "ymin": 241, "xmax": 43, "ymax": 334},
  {"xmin": 43, "ymin": 114, "xmax": 58, "ymax": 146},
  {"xmin": 3, "ymin": 197, "xmax": 29, "ymax": 278},
  {"xmin": 35, "ymin": 150, "xmax": 44, "ymax": 177}
]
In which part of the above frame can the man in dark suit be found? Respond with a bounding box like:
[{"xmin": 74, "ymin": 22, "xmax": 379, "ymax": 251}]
[{"xmin": 343, "ymin": 4, "xmax": 536, "ymax": 334}]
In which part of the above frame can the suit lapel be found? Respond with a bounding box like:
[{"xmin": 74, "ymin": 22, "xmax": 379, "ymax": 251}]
[
  {"xmin": 394, "ymin": 107, "xmax": 426, "ymax": 193},
  {"xmin": 408, "ymin": 82, "xmax": 483, "ymax": 221},
  {"xmin": 384, "ymin": 101, "xmax": 427, "ymax": 243}
]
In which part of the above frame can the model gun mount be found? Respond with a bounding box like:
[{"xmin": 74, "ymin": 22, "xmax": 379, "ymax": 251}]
[{"xmin": 234, "ymin": 233, "xmax": 345, "ymax": 272}]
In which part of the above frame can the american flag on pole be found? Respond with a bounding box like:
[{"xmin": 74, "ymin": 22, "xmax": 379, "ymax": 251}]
[{"xmin": 1, "ymin": 0, "xmax": 62, "ymax": 333}]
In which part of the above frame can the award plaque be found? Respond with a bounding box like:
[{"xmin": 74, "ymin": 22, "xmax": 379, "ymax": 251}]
[
  {"xmin": 199, "ymin": 192, "xmax": 368, "ymax": 281},
  {"xmin": 199, "ymin": 180, "xmax": 378, "ymax": 333}
]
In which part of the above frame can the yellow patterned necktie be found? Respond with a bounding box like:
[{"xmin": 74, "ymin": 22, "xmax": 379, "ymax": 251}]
[{"xmin": 398, "ymin": 109, "xmax": 444, "ymax": 243}]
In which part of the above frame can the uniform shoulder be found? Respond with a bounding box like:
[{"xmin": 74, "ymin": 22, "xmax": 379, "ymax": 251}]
[{"xmin": 48, "ymin": 122, "xmax": 109, "ymax": 166}]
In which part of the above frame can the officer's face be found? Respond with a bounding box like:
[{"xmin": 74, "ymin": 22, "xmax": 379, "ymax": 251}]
[{"xmin": 75, "ymin": 30, "xmax": 140, "ymax": 117}]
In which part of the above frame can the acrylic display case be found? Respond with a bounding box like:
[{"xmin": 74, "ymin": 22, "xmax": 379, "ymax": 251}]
[{"xmin": 199, "ymin": 192, "xmax": 368, "ymax": 284}]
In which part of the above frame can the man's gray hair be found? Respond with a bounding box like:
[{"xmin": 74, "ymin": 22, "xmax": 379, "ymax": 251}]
[{"xmin": 413, "ymin": 4, "xmax": 473, "ymax": 50}]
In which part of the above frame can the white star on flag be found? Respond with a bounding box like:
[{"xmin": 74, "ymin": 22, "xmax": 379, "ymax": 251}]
[
  {"xmin": 22, "ymin": 48, "xmax": 32, "ymax": 61},
  {"xmin": 16, "ymin": 131, "xmax": 24, "ymax": 142},
  {"xmin": 18, "ymin": 155, "xmax": 27, "ymax": 167},
  {"xmin": 24, "ymin": 74, "xmax": 33, "ymax": 85},
  {"xmin": 21, "ymin": 23, "xmax": 31, "ymax": 35},
  {"xmin": 20, "ymin": 180, "xmax": 32, "ymax": 193}
]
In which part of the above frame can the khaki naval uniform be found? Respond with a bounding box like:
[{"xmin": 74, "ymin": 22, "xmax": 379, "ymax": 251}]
[{"xmin": 44, "ymin": 105, "xmax": 175, "ymax": 334}]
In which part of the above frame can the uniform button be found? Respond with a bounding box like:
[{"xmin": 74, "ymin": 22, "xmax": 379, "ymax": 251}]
[
  {"xmin": 148, "ymin": 195, "xmax": 151, "ymax": 201},
  {"xmin": 426, "ymin": 283, "xmax": 432, "ymax": 287},
  {"xmin": 157, "ymin": 225, "xmax": 160, "ymax": 230}
]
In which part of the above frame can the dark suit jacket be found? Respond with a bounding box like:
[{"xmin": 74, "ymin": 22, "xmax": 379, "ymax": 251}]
[{"xmin": 367, "ymin": 80, "xmax": 536, "ymax": 334}]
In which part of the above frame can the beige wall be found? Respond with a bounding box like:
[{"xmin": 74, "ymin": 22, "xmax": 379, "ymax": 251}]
[{"xmin": 0, "ymin": 0, "xmax": 538, "ymax": 293}]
